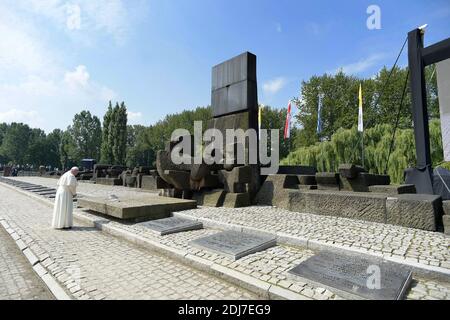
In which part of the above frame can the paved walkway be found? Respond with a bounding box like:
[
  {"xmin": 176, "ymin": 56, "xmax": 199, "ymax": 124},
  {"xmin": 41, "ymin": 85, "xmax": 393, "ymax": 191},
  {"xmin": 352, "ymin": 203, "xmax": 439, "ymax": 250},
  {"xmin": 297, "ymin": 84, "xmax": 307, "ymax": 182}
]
[
  {"xmin": 4, "ymin": 177, "xmax": 450, "ymax": 300},
  {"xmin": 0, "ymin": 225, "xmax": 54, "ymax": 300},
  {"xmin": 0, "ymin": 184, "xmax": 255, "ymax": 300}
]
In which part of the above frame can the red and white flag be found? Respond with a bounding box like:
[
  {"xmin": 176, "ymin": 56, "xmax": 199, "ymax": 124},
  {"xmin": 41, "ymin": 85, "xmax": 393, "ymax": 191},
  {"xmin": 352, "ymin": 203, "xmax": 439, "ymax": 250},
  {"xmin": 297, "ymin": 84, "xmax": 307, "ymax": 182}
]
[{"xmin": 284, "ymin": 100, "xmax": 292, "ymax": 140}]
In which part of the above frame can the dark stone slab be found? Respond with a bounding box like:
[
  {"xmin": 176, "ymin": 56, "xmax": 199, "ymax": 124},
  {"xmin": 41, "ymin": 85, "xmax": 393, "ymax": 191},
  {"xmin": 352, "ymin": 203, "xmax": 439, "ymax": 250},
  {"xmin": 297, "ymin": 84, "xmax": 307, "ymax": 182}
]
[
  {"xmin": 277, "ymin": 166, "xmax": 317, "ymax": 175},
  {"xmin": 212, "ymin": 81, "xmax": 257, "ymax": 117},
  {"xmin": 315, "ymin": 172, "xmax": 341, "ymax": 190},
  {"xmin": 211, "ymin": 52, "xmax": 257, "ymax": 117},
  {"xmin": 219, "ymin": 166, "xmax": 251, "ymax": 193},
  {"xmin": 36, "ymin": 190, "xmax": 57, "ymax": 195},
  {"xmin": 138, "ymin": 217, "xmax": 203, "ymax": 236},
  {"xmin": 369, "ymin": 184, "xmax": 416, "ymax": 195},
  {"xmin": 163, "ymin": 170, "xmax": 191, "ymax": 190},
  {"xmin": 361, "ymin": 173, "xmax": 390, "ymax": 186},
  {"xmin": 190, "ymin": 231, "xmax": 276, "ymax": 260},
  {"xmin": 338, "ymin": 163, "xmax": 366, "ymax": 179},
  {"xmin": 288, "ymin": 251, "xmax": 412, "ymax": 300},
  {"xmin": 212, "ymin": 52, "xmax": 256, "ymax": 91}
]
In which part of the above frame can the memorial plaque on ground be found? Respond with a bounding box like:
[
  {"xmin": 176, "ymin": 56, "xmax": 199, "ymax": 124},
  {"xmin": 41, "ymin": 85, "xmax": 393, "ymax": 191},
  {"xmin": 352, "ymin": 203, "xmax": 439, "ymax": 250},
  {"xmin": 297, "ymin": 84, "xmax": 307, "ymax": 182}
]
[
  {"xmin": 288, "ymin": 250, "xmax": 412, "ymax": 300},
  {"xmin": 190, "ymin": 230, "xmax": 276, "ymax": 260},
  {"xmin": 138, "ymin": 217, "xmax": 203, "ymax": 235}
]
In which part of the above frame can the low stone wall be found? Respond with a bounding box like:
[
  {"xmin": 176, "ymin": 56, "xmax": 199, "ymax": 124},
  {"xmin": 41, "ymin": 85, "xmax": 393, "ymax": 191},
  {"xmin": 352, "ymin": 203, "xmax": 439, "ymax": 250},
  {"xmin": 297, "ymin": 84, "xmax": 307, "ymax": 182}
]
[{"xmin": 285, "ymin": 190, "xmax": 443, "ymax": 231}]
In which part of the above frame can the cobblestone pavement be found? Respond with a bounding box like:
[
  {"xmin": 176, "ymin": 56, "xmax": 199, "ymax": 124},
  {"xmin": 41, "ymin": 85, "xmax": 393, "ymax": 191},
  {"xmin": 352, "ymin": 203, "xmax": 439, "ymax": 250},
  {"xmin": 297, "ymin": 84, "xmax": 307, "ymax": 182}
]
[
  {"xmin": 14, "ymin": 177, "xmax": 449, "ymax": 271},
  {"xmin": 0, "ymin": 184, "xmax": 256, "ymax": 300},
  {"xmin": 5, "ymin": 177, "xmax": 450, "ymax": 300},
  {"xmin": 178, "ymin": 207, "xmax": 450, "ymax": 269},
  {"xmin": 0, "ymin": 225, "xmax": 54, "ymax": 300}
]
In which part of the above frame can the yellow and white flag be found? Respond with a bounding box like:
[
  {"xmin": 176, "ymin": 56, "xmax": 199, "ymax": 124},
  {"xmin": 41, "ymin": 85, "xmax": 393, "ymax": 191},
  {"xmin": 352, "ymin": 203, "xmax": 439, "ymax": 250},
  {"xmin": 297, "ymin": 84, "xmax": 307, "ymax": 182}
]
[{"xmin": 358, "ymin": 83, "xmax": 363, "ymax": 133}]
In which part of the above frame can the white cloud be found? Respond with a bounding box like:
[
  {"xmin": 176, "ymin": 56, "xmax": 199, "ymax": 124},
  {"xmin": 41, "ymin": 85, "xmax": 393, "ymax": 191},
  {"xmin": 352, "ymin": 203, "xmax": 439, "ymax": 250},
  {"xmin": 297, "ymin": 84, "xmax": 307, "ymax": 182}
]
[
  {"xmin": 263, "ymin": 77, "xmax": 287, "ymax": 95},
  {"xmin": 0, "ymin": 109, "xmax": 44, "ymax": 128},
  {"xmin": 15, "ymin": 0, "xmax": 144, "ymax": 44},
  {"xmin": 66, "ymin": 4, "xmax": 81, "ymax": 30},
  {"xmin": 64, "ymin": 65, "xmax": 90, "ymax": 88},
  {"xmin": 333, "ymin": 53, "xmax": 386, "ymax": 75},
  {"xmin": 127, "ymin": 111, "xmax": 143, "ymax": 124}
]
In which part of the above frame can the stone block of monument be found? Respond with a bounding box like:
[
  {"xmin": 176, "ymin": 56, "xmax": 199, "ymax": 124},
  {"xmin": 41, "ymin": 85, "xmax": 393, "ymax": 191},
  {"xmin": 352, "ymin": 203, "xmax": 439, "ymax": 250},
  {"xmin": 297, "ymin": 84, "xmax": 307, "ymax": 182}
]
[
  {"xmin": 444, "ymin": 201, "xmax": 450, "ymax": 215},
  {"xmin": 369, "ymin": 184, "xmax": 416, "ymax": 195},
  {"xmin": 78, "ymin": 195, "xmax": 196, "ymax": 221},
  {"xmin": 125, "ymin": 175, "xmax": 137, "ymax": 188},
  {"xmin": 360, "ymin": 173, "xmax": 390, "ymax": 186},
  {"xmin": 211, "ymin": 52, "xmax": 257, "ymax": 117},
  {"xmin": 288, "ymin": 190, "xmax": 387, "ymax": 223},
  {"xmin": 222, "ymin": 192, "xmax": 251, "ymax": 208},
  {"xmin": 96, "ymin": 178, "xmax": 122, "ymax": 186},
  {"xmin": 159, "ymin": 188, "xmax": 183, "ymax": 198},
  {"xmin": 298, "ymin": 175, "xmax": 316, "ymax": 185},
  {"xmin": 219, "ymin": 166, "xmax": 252, "ymax": 193},
  {"xmin": 338, "ymin": 163, "xmax": 366, "ymax": 179},
  {"xmin": 277, "ymin": 165, "xmax": 317, "ymax": 175},
  {"xmin": 194, "ymin": 189, "xmax": 226, "ymax": 207},
  {"xmin": 93, "ymin": 164, "xmax": 111, "ymax": 179},
  {"xmin": 338, "ymin": 164, "xmax": 369, "ymax": 192},
  {"xmin": 386, "ymin": 194, "xmax": 443, "ymax": 231},
  {"xmin": 316, "ymin": 172, "xmax": 341, "ymax": 190},
  {"xmin": 255, "ymin": 174, "xmax": 300, "ymax": 208},
  {"xmin": 443, "ymin": 214, "xmax": 450, "ymax": 235},
  {"xmin": 162, "ymin": 170, "xmax": 191, "ymax": 190}
]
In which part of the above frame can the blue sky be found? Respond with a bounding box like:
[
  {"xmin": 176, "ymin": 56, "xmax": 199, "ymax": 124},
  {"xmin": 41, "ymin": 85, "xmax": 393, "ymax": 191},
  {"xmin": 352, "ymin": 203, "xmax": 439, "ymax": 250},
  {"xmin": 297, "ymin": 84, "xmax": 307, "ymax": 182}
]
[{"xmin": 0, "ymin": 0, "xmax": 449, "ymax": 132}]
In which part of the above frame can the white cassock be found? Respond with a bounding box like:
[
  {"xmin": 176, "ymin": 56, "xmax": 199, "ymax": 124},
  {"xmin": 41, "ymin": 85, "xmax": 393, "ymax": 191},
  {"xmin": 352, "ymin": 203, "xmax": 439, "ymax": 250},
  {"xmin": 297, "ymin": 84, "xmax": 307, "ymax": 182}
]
[{"xmin": 52, "ymin": 171, "xmax": 78, "ymax": 229}]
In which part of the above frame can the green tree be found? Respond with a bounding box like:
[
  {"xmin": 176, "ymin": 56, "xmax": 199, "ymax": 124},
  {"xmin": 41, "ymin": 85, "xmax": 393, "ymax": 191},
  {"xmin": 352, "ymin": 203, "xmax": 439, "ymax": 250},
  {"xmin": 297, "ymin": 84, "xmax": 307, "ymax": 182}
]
[
  {"xmin": 67, "ymin": 110, "xmax": 102, "ymax": 161},
  {"xmin": 100, "ymin": 101, "xmax": 114, "ymax": 164},
  {"xmin": 101, "ymin": 102, "xmax": 128, "ymax": 165},
  {"xmin": 0, "ymin": 123, "xmax": 32, "ymax": 165}
]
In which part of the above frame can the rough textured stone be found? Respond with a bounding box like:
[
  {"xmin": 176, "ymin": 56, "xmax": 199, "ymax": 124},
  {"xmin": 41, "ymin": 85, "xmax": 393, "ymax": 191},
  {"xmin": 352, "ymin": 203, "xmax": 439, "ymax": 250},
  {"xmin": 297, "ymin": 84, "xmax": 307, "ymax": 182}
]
[
  {"xmin": 369, "ymin": 184, "xmax": 416, "ymax": 195},
  {"xmin": 77, "ymin": 195, "xmax": 196, "ymax": 220},
  {"xmin": 194, "ymin": 189, "xmax": 226, "ymax": 207},
  {"xmin": 277, "ymin": 166, "xmax": 317, "ymax": 175},
  {"xmin": 386, "ymin": 194, "xmax": 443, "ymax": 231},
  {"xmin": 315, "ymin": 173, "xmax": 341, "ymax": 191},
  {"xmin": 443, "ymin": 215, "xmax": 450, "ymax": 235},
  {"xmin": 255, "ymin": 174, "xmax": 299, "ymax": 208},
  {"xmin": 288, "ymin": 190, "xmax": 387, "ymax": 223},
  {"xmin": 443, "ymin": 201, "xmax": 450, "ymax": 215},
  {"xmin": 223, "ymin": 192, "xmax": 251, "ymax": 208}
]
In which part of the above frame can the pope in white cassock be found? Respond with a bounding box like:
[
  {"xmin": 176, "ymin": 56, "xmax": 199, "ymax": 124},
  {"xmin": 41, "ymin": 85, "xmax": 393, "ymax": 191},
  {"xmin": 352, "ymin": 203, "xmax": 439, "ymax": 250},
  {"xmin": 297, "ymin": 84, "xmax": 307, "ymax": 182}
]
[{"xmin": 52, "ymin": 167, "xmax": 79, "ymax": 229}]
